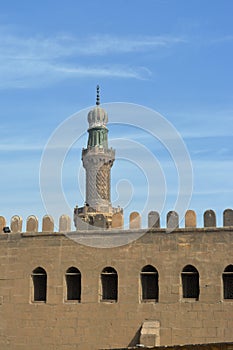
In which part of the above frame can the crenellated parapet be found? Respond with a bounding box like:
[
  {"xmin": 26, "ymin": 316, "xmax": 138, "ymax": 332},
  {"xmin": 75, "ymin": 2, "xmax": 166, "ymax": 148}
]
[{"xmin": 1, "ymin": 209, "xmax": 233, "ymax": 234}]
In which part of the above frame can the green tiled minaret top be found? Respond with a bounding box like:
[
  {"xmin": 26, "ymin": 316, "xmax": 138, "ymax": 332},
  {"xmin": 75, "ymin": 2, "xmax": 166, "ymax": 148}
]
[{"xmin": 87, "ymin": 85, "xmax": 109, "ymax": 148}]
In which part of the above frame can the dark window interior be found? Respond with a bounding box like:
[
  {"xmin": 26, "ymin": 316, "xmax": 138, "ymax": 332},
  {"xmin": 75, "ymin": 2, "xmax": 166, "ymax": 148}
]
[
  {"xmin": 223, "ymin": 265, "xmax": 233, "ymax": 299},
  {"xmin": 182, "ymin": 265, "xmax": 199, "ymax": 300},
  {"xmin": 66, "ymin": 267, "xmax": 81, "ymax": 301},
  {"xmin": 141, "ymin": 265, "xmax": 159, "ymax": 301},
  {"xmin": 32, "ymin": 267, "xmax": 47, "ymax": 302},
  {"xmin": 101, "ymin": 267, "xmax": 118, "ymax": 301}
]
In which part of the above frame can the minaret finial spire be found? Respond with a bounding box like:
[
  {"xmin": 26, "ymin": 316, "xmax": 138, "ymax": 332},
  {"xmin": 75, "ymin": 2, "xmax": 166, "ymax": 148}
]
[{"xmin": 96, "ymin": 85, "xmax": 100, "ymax": 106}]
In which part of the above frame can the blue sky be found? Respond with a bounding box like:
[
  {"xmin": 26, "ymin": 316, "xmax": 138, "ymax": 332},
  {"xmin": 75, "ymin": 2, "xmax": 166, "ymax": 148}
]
[{"xmin": 0, "ymin": 0, "xmax": 233, "ymax": 229}]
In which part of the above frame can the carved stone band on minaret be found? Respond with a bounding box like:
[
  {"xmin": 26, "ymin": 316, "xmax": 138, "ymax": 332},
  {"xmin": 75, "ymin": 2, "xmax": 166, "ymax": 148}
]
[{"xmin": 82, "ymin": 147, "xmax": 115, "ymax": 212}]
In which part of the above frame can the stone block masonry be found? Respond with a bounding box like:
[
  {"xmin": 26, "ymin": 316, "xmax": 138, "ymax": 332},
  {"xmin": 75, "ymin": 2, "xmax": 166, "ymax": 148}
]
[{"xmin": 1, "ymin": 227, "xmax": 233, "ymax": 349}]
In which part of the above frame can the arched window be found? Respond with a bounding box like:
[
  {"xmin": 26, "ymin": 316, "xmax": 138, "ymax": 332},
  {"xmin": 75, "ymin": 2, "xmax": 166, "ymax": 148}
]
[
  {"xmin": 101, "ymin": 267, "xmax": 118, "ymax": 302},
  {"xmin": 66, "ymin": 267, "xmax": 81, "ymax": 301},
  {"xmin": 141, "ymin": 265, "xmax": 159, "ymax": 301},
  {"xmin": 31, "ymin": 267, "xmax": 47, "ymax": 302},
  {"xmin": 182, "ymin": 265, "xmax": 199, "ymax": 300},
  {"xmin": 223, "ymin": 265, "xmax": 233, "ymax": 299}
]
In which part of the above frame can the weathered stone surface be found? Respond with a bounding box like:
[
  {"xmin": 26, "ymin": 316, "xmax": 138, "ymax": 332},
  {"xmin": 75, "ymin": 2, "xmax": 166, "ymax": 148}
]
[
  {"xmin": 148, "ymin": 211, "xmax": 160, "ymax": 228},
  {"xmin": 140, "ymin": 320, "xmax": 160, "ymax": 347},
  {"xmin": 129, "ymin": 211, "xmax": 141, "ymax": 229},
  {"xmin": 10, "ymin": 215, "xmax": 23, "ymax": 233},
  {"xmin": 82, "ymin": 149, "xmax": 115, "ymax": 213},
  {"xmin": 223, "ymin": 209, "xmax": 233, "ymax": 227},
  {"xmin": 26, "ymin": 215, "xmax": 38, "ymax": 232},
  {"xmin": 167, "ymin": 211, "xmax": 179, "ymax": 229},
  {"xmin": 0, "ymin": 227, "xmax": 233, "ymax": 348},
  {"xmin": 112, "ymin": 212, "xmax": 124, "ymax": 229},
  {"xmin": 42, "ymin": 215, "xmax": 54, "ymax": 232},
  {"xmin": 93, "ymin": 214, "xmax": 106, "ymax": 229},
  {"xmin": 185, "ymin": 210, "xmax": 197, "ymax": 228},
  {"xmin": 204, "ymin": 209, "xmax": 216, "ymax": 227},
  {"xmin": 0, "ymin": 216, "xmax": 6, "ymax": 233},
  {"xmin": 59, "ymin": 215, "xmax": 71, "ymax": 232},
  {"xmin": 77, "ymin": 218, "xmax": 90, "ymax": 231}
]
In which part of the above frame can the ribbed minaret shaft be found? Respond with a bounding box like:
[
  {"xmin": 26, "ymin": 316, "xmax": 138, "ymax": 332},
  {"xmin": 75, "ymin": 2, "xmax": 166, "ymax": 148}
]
[{"xmin": 81, "ymin": 86, "xmax": 115, "ymax": 212}]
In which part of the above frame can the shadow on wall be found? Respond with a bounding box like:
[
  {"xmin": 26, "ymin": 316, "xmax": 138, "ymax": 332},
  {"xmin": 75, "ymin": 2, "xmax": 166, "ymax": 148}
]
[{"xmin": 127, "ymin": 326, "xmax": 141, "ymax": 348}]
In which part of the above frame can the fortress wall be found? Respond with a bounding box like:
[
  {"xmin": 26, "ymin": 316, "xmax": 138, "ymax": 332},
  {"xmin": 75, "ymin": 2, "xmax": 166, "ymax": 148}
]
[{"xmin": 0, "ymin": 229, "xmax": 233, "ymax": 349}]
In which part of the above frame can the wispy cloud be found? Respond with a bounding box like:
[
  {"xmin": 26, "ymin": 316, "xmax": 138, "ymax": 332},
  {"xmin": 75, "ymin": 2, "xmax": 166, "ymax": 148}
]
[
  {"xmin": 55, "ymin": 65, "xmax": 151, "ymax": 79},
  {"xmin": 0, "ymin": 143, "xmax": 43, "ymax": 152},
  {"xmin": 0, "ymin": 32, "xmax": 186, "ymax": 58},
  {"xmin": 0, "ymin": 30, "xmax": 186, "ymax": 88},
  {"xmin": 0, "ymin": 61, "xmax": 151, "ymax": 89},
  {"xmin": 66, "ymin": 34, "xmax": 186, "ymax": 55},
  {"xmin": 210, "ymin": 35, "xmax": 233, "ymax": 44}
]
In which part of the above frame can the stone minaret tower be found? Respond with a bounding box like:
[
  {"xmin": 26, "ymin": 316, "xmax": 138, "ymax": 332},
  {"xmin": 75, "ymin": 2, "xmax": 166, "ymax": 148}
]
[
  {"xmin": 74, "ymin": 86, "xmax": 120, "ymax": 230},
  {"xmin": 82, "ymin": 85, "xmax": 115, "ymax": 212}
]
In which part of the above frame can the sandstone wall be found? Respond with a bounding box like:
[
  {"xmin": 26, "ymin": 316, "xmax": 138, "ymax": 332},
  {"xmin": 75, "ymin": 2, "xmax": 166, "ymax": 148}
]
[{"xmin": 0, "ymin": 228, "xmax": 233, "ymax": 349}]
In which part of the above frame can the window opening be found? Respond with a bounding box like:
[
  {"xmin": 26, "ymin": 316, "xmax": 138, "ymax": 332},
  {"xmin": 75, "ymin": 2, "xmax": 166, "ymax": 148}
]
[
  {"xmin": 66, "ymin": 267, "xmax": 81, "ymax": 301},
  {"xmin": 182, "ymin": 265, "xmax": 199, "ymax": 300},
  {"xmin": 223, "ymin": 265, "xmax": 233, "ymax": 299},
  {"xmin": 32, "ymin": 267, "xmax": 47, "ymax": 302},
  {"xmin": 141, "ymin": 265, "xmax": 159, "ymax": 301},
  {"xmin": 101, "ymin": 267, "xmax": 118, "ymax": 302}
]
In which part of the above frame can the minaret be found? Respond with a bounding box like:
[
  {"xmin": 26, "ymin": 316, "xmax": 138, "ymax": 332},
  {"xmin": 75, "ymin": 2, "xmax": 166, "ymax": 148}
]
[
  {"xmin": 74, "ymin": 86, "xmax": 120, "ymax": 230},
  {"xmin": 82, "ymin": 85, "xmax": 115, "ymax": 212}
]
